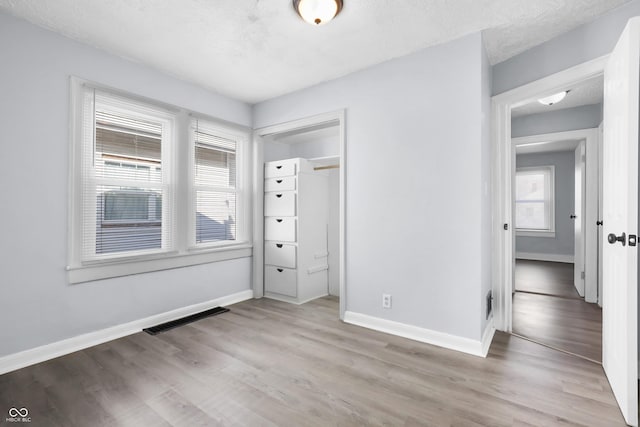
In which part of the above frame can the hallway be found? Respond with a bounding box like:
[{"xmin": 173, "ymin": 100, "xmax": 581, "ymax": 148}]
[{"xmin": 513, "ymin": 260, "xmax": 602, "ymax": 363}]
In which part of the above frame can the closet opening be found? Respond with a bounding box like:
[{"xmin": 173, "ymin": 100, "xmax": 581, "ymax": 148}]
[{"xmin": 252, "ymin": 111, "xmax": 346, "ymax": 319}]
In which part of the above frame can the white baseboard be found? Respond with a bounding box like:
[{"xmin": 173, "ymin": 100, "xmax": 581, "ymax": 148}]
[
  {"xmin": 0, "ymin": 289, "xmax": 253, "ymax": 375},
  {"xmin": 516, "ymin": 252, "xmax": 574, "ymax": 263},
  {"xmin": 343, "ymin": 311, "xmax": 493, "ymax": 358}
]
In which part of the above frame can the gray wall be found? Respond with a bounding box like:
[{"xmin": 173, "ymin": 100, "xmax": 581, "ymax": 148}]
[
  {"xmin": 493, "ymin": 0, "xmax": 640, "ymax": 95},
  {"xmin": 512, "ymin": 104, "xmax": 603, "ymax": 138},
  {"xmin": 0, "ymin": 12, "xmax": 253, "ymax": 358},
  {"xmin": 515, "ymin": 151, "xmax": 576, "ymax": 256},
  {"xmin": 255, "ymin": 33, "xmax": 491, "ymax": 341},
  {"xmin": 263, "ymin": 135, "xmax": 339, "ymax": 162},
  {"xmin": 480, "ymin": 37, "xmax": 493, "ymax": 333}
]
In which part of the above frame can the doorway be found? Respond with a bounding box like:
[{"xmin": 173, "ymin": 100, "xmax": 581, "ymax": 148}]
[
  {"xmin": 252, "ymin": 110, "xmax": 346, "ymax": 319},
  {"xmin": 509, "ymin": 110, "xmax": 603, "ymax": 361},
  {"xmin": 491, "ymin": 55, "xmax": 606, "ymax": 333}
]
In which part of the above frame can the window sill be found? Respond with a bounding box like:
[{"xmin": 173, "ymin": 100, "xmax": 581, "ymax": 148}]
[
  {"xmin": 516, "ymin": 230, "xmax": 556, "ymax": 238},
  {"xmin": 67, "ymin": 243, "xmax": 252, "ymax": 284}
]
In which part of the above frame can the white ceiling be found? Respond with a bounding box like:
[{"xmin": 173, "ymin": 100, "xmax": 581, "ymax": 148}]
[
  {"xmin": 0, "ymin": 0, "xmax": 630, "ymax": 103},
  {"xmin": 511, "ymin": 76, "xmax": 604, "ymax": 117}
]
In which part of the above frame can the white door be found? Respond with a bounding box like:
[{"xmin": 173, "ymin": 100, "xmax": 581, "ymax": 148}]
[
  {"xmin": 574, "ymin": 142, "xmax": 586, "ymax": 297},
  {"xmin": 602, "ymin": 17, "xmax": 639, "ymax": 427}
]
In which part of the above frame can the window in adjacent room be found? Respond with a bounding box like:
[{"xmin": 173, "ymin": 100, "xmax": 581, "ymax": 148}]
[{"xmin": 515, "ymin": 166, "xmax": 555, "ymax": 235}]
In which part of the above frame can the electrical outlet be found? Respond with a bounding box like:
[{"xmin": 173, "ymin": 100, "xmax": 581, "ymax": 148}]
[{"xmin": 382, "ymin": 294, "xmax": 392, "ymax": 309}]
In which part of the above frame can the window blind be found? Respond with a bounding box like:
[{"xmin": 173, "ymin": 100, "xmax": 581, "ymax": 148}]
[
  {"xmin": 81, "ymin": 89, "xmax": 174, "ymax": 261},
  {"xmin": 192, "ymin": 119, "xmax": 238, "ymax": 245}
]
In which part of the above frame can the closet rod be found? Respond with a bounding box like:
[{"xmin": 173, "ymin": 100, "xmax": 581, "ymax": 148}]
[{"xmin": 314, "ymin": 164, "xmax": 340, "ymax": 171}]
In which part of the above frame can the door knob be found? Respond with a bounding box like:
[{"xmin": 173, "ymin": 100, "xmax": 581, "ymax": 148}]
[
  {"xmin": 570, "ymin": 214, "xmax": 577, "ymax": 219},
  {"xmin": 608, "ymin": 232, "xmax": 626, "ymax": 246}
]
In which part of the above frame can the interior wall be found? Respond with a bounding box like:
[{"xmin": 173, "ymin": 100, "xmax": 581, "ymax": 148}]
[
  {"xmin": 263, "ymin": 132, "xmax": 339, "ymax": 162},
  {"xmin": 289, "ymin": 136, "xmax": 339, "ymax": 159},
  {"xmin": 512, "ymin": 104, "xmax": 603, "ymax": 138},
  {"xmin": 327, "ymin": 168, "xmax": 340, "ymax": 296},
  {"xmin": 263, "ymin": 140, "xmax": 292, "ymax": 162},
  {"xmin": 493, "ymin": 0, "xmax": 640, "ymax": 95},
  {"xmin": 0, "ymin": 12, "xmax": 253, "ymax": 358},
  {"xmin": 255, "ymin": 33, "xmax": 489, "ymax": 341},
  {"xmin": 515, "ymin": 151, "xmax": 576, "ymax": 257},
  {"xmin": 480, "ymin": 36, "xmax": 493, "ymax": 335}
]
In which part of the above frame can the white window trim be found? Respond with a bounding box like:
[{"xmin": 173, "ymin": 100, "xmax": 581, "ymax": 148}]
[
  {"xmin": 68, "ymin": 77, "xmax": 252, "ymax": 284},
  {"xmin": 514, "ymin": 165, "xmax": 556, "ymax": 238}
]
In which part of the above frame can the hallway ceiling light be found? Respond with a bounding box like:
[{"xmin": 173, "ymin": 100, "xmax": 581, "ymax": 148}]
[
  {"xmin": 293, "ymin": 0, "xmax": 343, "ymax": 26},
  {"xmin": 538, "ymin": 91, "xmax": 569, "ymax": 106}
]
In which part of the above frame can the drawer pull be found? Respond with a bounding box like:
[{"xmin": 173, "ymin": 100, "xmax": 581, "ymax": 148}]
[
  {"xmin": 276, "ymin": 194, "xmax": 283, "ymax": 198},
  {"xmin": 276, "ymin": 179, "xmax": 283, "ymax": 183},
  {"xmin": 276, "ymin": 219, "xmax": 283, "ymax": 223},
  {"xmin": 277, "ymin": 268, "xmax": 284, "ymax": 272},
  {"xmin": 276, "ymin": 244, "xmax": 283, "ymax": 248},
  {"xmin": 276, "ymin": 165, "xmax": 282, "ymax": 169}
]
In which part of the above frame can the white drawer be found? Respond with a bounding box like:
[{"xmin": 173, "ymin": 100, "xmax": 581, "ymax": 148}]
[
  {"xmin": 265, "ymin": 176, "xmax": 296, "ymax": 192},
  {"xmin": 265, "ymin": 160, "xmax": 297, "ymax": 178},
  {"xmin": 265, "ymin": 266, "xmax": 297, "ymax": 297},
  {"xmin": 265, "ymin": 217, "xmax": 296, "ymax": 242},
  {"xmin": 265, "ymin": 242, "xmax": 297, "ymax": 268},
  {"xmin": 264, "ymin": 192, "xmax": 296, "ymax": 217}
]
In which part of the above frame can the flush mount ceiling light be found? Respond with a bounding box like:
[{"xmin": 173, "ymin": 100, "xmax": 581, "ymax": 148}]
[
  {"xmin": 293, "ymin": 0, "xmax": 343, "ymax": 26},
  {"xmin": 538, "ymin": 90, "xmax": 569, "ymax": 106}
]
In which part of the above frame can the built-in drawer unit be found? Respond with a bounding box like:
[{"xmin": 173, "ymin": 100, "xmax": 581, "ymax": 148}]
[
  {"xmin": 265, "ymin": 242, "xmax": 297, "ymax": 269},
  {"xmin": 265, "ymin": 266, "xmax": 297, "ymax": 297},
  {"xmin": 265, "ymin": 217, "xmax": 296, "ymax": 242},
  {"xmin": 264, "ymin": 192, "xmax": 296, "ymax": 217},
  {"xmin": 263, "ymin": 157, "xmax": 329, "ymax": 304},
  {"xmin": 265, "ymin": 176, "xmax": 296, "ymax": 192},
  {"xmin": 265, "ymin": 160, "xmax": 296, "ymax": 178}
]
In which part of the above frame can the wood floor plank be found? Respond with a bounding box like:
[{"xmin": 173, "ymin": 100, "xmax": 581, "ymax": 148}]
[{"xmin": 0, "ymin": 297, "xmax": 625, "ymax": 426}]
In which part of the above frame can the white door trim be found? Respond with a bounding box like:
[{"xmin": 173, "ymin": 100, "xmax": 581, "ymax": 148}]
[
  {"xmin": 252, "ymin": 110, "xmax": 347, "ymax": 319},
  {"xmin": 492, "ymin": 55, "xmax": 607, "ymax": 331}
]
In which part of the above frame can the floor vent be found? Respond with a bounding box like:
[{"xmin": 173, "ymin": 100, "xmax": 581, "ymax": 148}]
[{"xmin": 143, "ymin": 306, "xmax": 230, "ymax": 335}]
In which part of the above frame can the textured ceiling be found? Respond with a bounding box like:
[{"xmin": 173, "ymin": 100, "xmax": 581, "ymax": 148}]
[
  {"xmin": 511, "ymin": 76, "xmax": 604, "ymax": 117},
  {"xmin": 0, "ymin": 0, "xmax": 630, "ymax": 103}
]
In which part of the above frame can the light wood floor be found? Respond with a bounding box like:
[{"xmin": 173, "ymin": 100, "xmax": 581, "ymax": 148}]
[
  {"xmin": 0, "ymin": 297, "xmax": 624, "ymax": 426},
  {"xmin": 513, "ymin": 260, "xmax": 602, "ymax": 362},
  {"xmin": 515, "ymin": 259, "xmax": 580, "ymax": 299}
]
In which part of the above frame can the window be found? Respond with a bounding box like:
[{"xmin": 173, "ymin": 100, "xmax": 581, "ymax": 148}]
[
  {"xmin": 86, "ymin": 96, "xmax": 173, "ymax": 259},
  {"xmin": 192, "ymin": 119, "xmax": 238, "ymax": 246},
  {"xmin": 515, "ymin": 166, "xmax": 555, "ymax": 235},
  {"xmin": 68, "ymin": 78, "xmax": 250, "ymax": 283}
]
